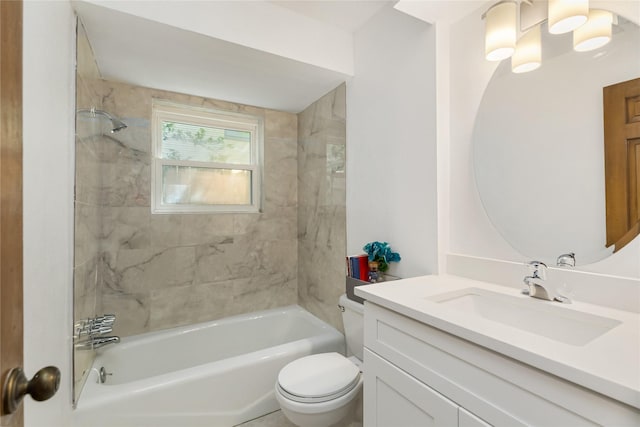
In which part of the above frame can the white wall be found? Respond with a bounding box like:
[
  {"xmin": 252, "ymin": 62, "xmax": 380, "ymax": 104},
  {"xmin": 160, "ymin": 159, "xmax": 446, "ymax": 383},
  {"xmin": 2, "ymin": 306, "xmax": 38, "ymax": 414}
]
[
  {"xmin": 23, "ymin": 1, "xmax": 76, "ymax": 426},
  {"xmin": 346, "ymin": 5, "xmax": 438, "ymax": 279},
  {"xmin": 447, "ymin": 1, "xmax": 640, "ymax": 278}
]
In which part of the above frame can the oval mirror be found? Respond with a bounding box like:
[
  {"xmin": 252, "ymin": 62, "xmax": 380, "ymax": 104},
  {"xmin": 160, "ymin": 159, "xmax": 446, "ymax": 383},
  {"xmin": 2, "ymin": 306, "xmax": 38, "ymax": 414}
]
[{"xmin": 473, "ymin": 16, "xmax": 640, "ymax": 266}]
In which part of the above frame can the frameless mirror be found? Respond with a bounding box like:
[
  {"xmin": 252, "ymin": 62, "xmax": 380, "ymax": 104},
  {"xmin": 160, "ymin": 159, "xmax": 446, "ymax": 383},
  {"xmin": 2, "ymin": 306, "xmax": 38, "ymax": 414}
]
[{"xmin": 473, "ymin": 17, "xmax": 640, "ymax": 266}]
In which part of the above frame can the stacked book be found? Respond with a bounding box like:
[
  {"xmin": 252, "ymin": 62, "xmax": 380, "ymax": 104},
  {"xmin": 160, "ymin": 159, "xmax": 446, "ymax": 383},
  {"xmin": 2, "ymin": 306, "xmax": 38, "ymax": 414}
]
[{"xmin": 346, "ymin": 254, "xmax": 370, "ymax": 282}]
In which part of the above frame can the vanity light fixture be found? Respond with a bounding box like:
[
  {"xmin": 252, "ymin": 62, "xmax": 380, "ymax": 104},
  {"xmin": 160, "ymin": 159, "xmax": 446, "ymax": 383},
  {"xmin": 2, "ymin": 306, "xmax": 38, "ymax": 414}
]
[
  {"xmin": 484, "ymin": 1, "xmax": 518, "ymax": 61},
  {"xmin": 548, "ymin": 0, "xmax": 588, "ymax": 34},
  {"xmin": 573, "ymin": 9, "xmax": 613, "ymax": 52},
  {"xmin": 512, "ymin": 24, "xmax": 542, "ymax": 73},
  {"xmin": 483, "ymin": 0, "xmax": 617, "ymax": 73}
]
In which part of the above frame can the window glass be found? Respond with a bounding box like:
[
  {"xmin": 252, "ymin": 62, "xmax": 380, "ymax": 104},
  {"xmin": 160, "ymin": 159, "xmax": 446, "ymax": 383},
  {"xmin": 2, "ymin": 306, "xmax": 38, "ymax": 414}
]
[
  {"xmin": 161, "ymin": 121, "xmax": 251, "ymax": 164},
  {"xmin": 162, "ymin": 165, "xmax": 251, "ymax": 205}
]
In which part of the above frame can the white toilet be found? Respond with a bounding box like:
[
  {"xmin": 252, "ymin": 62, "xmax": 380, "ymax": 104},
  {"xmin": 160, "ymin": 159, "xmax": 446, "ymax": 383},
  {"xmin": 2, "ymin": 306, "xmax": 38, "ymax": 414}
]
[{"xmin": 275, "ymin": 294, "xmax": 364, "ymax": 427}]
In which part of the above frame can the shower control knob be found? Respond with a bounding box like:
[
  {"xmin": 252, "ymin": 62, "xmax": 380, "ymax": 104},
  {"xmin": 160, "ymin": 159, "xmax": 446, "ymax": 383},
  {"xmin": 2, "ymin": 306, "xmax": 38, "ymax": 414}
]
[{"xmin": 2, "ymin": 366, "xmax": 60, "ymax": 414}]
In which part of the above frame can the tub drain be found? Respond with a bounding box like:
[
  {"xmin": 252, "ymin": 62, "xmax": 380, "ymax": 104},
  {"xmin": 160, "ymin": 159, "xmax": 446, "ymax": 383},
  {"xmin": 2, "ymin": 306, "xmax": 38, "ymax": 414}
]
[{"xmin": 98, "ymin": 367, "xmax": 112, "ymax": 384}]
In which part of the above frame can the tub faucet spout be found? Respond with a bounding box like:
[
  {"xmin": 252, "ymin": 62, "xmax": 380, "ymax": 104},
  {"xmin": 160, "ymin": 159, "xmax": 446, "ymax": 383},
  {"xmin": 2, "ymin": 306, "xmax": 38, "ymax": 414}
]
[{"xmin": 76, "ymin": 336, "xmax": 120, "ymax": 350}]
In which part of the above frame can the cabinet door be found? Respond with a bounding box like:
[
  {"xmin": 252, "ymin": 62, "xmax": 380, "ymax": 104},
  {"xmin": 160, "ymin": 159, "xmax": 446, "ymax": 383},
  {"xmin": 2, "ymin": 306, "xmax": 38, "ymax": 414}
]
[{"xmin": 364, "ymin": 349, "xmax": 459, "ymax": 427}]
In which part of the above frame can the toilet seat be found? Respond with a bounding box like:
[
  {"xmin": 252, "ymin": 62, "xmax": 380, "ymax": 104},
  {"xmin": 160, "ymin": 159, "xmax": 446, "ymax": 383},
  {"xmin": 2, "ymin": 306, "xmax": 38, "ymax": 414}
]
[
  {"xmin": 277, "ymin": 375, "xmax": 360, "ymax": 404},
  {"xmin": 277, "ymin": 353, "xmax": 360, "ymax": 404}
]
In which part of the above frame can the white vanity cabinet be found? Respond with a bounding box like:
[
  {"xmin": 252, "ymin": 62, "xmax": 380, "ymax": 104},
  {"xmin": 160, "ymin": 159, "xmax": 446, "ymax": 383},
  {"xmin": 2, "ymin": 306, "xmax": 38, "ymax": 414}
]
[{"xmin": 363, "ymin": 301, "xmax": 640, "ymax": 427}]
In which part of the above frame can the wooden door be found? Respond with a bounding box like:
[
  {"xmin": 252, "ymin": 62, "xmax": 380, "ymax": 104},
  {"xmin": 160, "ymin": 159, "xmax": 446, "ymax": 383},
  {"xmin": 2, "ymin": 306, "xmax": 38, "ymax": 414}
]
[
  {"xmin": 604, "ymin": 77, "xmax": 640, "ymax": 252},
  {"xmin": 0, "ymin": 1, "xmax": 24, "ymax": 426}
]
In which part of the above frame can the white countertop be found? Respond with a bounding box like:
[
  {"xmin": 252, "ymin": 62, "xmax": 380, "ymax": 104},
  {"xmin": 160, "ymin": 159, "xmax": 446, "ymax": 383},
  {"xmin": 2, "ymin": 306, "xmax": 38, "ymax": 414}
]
[{"xmin": 354, "ymin": 274, "xmax": 640, "ymax": 409}]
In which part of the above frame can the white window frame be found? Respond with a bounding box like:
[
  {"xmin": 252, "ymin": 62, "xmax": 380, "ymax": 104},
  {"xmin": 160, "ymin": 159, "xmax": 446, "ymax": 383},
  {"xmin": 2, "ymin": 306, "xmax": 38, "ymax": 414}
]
[{"xmin": 151, "ymin": 100, "xmax": 263, "ymax": 214}]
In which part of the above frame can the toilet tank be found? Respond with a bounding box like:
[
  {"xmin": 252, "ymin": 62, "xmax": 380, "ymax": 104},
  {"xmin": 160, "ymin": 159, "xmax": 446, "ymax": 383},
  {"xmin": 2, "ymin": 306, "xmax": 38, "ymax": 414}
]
[{"xmin": 338, "ymin": 294, "xmax": 364, "ymax": 361}]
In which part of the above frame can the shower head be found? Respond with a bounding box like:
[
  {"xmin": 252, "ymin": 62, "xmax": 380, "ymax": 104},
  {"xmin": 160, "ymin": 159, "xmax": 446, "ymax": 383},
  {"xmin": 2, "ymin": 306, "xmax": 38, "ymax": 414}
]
[
  {"xmin": 109, "ymin": 117, "xmax": 128, "ymax": 133},
  {"xmin": 77, "ymin": 107, "xmax": 128, "ymax": 133}
]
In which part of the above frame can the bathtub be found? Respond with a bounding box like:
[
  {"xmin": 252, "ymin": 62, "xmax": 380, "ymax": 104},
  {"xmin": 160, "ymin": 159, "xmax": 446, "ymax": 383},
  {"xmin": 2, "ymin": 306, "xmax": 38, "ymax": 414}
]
[{"xmin": 73, "ymin": 305, "xmax": 345, "ymax": 427}]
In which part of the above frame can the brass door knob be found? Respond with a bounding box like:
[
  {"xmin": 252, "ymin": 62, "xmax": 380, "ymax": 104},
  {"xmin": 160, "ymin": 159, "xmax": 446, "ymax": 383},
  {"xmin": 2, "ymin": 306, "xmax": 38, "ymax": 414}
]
[{"xmin": 2, "ymin": 366, "xmax": 60, "ymax": 414}]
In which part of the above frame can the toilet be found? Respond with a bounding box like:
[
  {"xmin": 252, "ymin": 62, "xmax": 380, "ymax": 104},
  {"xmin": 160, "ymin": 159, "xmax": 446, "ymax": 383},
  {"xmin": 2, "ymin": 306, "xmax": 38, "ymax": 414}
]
[{"xmin": 275, "ymin": 294, "xmax": 364, "ymax": 427}]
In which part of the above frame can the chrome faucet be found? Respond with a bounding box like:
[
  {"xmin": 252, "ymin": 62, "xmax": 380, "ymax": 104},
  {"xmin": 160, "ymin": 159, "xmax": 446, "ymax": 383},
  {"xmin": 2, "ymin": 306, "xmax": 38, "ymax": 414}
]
[
  {"xmin": 75, "ymin": 314, "xmax": 120, "ymax": 350},
  {"xmin": 74, "ymin": 314, "xmax": 116, "ymax": 338},
  {"xmin": 523, "ymin": 261, "xmax": 571, "ymax": 304}
]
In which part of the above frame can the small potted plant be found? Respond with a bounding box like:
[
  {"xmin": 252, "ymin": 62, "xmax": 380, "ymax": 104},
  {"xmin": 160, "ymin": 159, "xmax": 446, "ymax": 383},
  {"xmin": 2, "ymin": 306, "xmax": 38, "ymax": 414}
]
[{"xmin": 363, "ymin": 241, "xmax": 401, "ymax": 282}]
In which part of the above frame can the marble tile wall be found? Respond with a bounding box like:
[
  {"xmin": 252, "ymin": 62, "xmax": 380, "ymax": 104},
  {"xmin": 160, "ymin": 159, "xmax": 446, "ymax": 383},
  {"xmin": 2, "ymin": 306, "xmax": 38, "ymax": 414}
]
[
  {"xmin": 297, "ymin": 84, "xmax": 347, "ymax": 332},
  {"xmin": 73, "ymin": 20, "xmax": 104, "ymax": 402},
  {"xmin": 96, "ymin": 80, "xmax": 299, "ymax": 337}
]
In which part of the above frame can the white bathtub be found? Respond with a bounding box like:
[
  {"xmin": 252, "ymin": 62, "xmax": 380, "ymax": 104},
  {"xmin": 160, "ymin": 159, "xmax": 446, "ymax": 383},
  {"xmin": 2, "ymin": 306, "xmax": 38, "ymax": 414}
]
[{"xmin": 73, "ymin": 305, "xmax": 345, "ymax": 427}]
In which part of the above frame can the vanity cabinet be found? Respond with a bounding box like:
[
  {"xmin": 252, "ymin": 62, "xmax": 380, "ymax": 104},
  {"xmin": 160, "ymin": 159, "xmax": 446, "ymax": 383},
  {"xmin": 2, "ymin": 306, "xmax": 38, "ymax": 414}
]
[{"xmin": 363, "ymin": 302, "xmax": 640, "ymax": 427}]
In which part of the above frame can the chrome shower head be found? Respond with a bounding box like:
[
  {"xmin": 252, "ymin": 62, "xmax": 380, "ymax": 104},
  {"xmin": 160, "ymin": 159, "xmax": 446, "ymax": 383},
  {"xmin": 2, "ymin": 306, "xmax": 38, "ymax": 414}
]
[
  {"xmin": 77, "ymin": 107, "xmax": 128, "ymax": 133},
  {"xmin": 109, "ymin": 118, "xmax": 128, "ymax": 133}
]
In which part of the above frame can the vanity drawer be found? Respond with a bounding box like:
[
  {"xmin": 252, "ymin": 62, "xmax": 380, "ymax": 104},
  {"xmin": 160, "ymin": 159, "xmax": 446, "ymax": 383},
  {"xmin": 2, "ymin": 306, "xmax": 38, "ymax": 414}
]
[{"xmin": 364, "ymin": 301, "xmax": 640, "ymax": 427}]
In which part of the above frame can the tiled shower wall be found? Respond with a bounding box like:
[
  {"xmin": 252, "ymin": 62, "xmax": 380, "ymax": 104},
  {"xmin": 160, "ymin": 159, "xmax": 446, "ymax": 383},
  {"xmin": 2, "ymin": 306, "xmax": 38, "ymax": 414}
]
[
  {"xmin": 96, "ymin": 80, "xmax": 299, "ymax": 337},
  {"xmin": 297, "ymin": 85, "xmax": 347, "ymax": 331}
]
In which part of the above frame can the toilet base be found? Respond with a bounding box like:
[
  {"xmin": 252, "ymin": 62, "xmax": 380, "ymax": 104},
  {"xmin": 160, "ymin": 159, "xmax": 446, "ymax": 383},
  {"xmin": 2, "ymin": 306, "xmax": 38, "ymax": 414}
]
[{"xmin": 279, "ymin": 389, "xmax": 361, "ymax": 427}]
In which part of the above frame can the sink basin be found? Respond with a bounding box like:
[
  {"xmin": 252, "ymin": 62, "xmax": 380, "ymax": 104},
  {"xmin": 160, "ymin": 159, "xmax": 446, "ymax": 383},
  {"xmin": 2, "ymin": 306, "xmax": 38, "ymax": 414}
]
[{"xmin": 428, "ymin": 288, "xmax": 621, "ymax": 346}]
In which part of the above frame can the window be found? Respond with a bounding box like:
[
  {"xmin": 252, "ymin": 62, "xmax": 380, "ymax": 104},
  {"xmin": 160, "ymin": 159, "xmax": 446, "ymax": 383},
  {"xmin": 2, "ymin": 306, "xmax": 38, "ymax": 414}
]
[{"xmin": 152, "ymin": 101, "xmax": 263, "ymax": 213}]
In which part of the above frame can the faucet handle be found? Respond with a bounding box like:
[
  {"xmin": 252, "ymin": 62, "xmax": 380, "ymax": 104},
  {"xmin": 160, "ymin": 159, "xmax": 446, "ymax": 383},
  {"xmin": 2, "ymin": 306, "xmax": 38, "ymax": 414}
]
[
  {"xmin": 89, "ymin": 325, "xmax": 113, "ymax": 335},
  {"xmin": 93, "ymin": 314, "xmax": 116, "ymax": 325},
  {"xmin": 527, "ymin": 261, "xmax": 547, "ymax": 279},
  {"xmin": 528, "ymin": 260, "xmax": 547, "ymax": 268},
  {"xmin": 556, "ymin": 252, "xmax": 576, "ymax": 268},
  {"xmin": 74, "ymin": 319, "xmax": 93, "ymax": 338}
]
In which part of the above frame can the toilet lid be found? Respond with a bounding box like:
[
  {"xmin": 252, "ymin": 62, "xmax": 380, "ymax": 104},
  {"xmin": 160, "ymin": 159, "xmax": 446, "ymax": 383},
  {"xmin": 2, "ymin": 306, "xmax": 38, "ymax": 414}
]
[{"xmin": 277, "ymin": 352, "xmax": 360, "ymax": 400}]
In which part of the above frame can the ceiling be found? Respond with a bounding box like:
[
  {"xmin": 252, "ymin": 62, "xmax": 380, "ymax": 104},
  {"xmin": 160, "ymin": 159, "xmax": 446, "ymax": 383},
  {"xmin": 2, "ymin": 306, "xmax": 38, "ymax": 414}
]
[
  {"xmin": 393, "ymin": 0, "xmax": 484, "ymax": 24},
  {"xmin": 76, "ymin": 1, "xmax": 356, "ymax": 113},
  {"xmin": 270, "ymin": 1, "xmax": 389, "ymax": 32},
  {"xmin": 73, "ymin": 1, "xmax": 477, "ymax": 113}
]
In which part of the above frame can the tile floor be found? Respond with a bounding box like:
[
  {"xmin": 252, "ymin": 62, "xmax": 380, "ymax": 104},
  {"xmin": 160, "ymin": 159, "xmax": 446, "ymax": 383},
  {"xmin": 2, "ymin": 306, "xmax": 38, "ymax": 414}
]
[
  {"xmin": 238, "ymin": 395, "xmax": 363, "ymax": 427},
  {"xmin": 239, "ymin": 410, "xmax": 296, "ymax": 427}
]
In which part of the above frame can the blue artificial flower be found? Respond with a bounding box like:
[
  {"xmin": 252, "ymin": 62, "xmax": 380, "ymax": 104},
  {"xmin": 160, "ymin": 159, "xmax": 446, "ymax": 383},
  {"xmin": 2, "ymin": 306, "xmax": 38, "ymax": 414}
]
[{"xmin": 363, "ymin": 241, "xmax": 401, "ymax": 272}]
